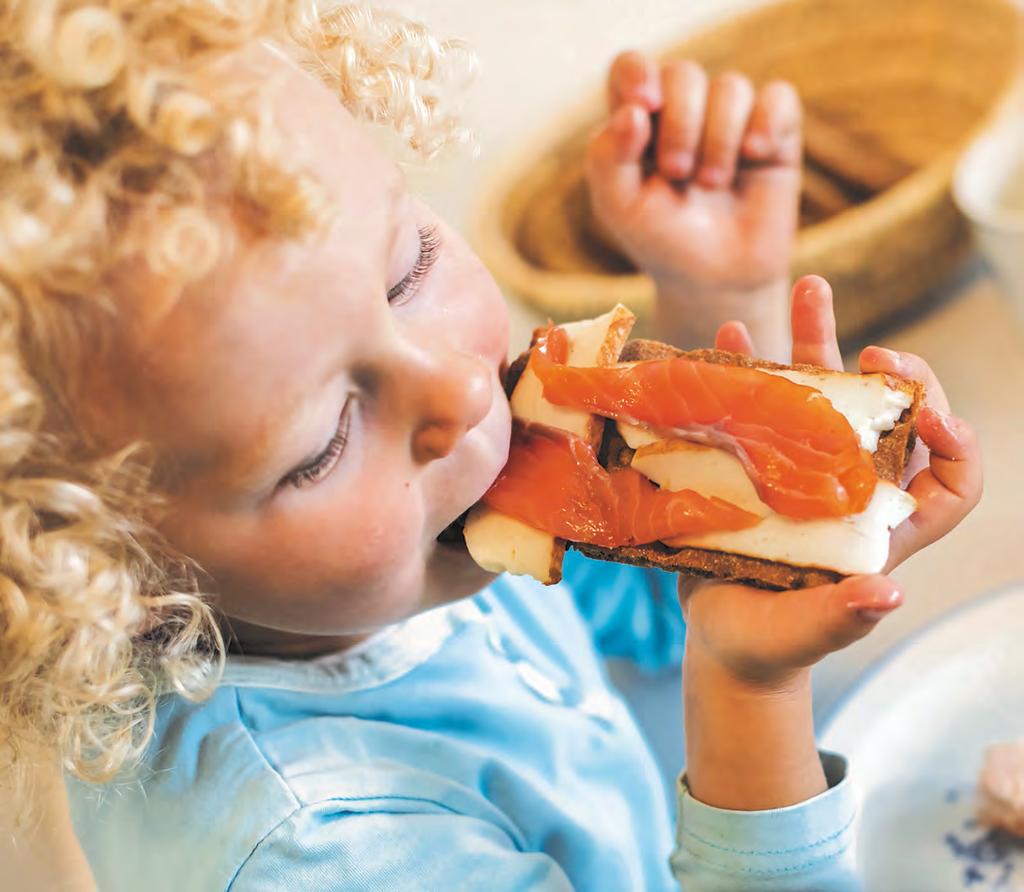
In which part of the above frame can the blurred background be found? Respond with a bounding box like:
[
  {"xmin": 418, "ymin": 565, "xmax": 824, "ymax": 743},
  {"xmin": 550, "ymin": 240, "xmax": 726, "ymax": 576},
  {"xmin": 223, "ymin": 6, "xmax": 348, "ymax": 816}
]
[{"xmin": 395, "ymin": 0, "xmax": 1024, "ymax": 814}]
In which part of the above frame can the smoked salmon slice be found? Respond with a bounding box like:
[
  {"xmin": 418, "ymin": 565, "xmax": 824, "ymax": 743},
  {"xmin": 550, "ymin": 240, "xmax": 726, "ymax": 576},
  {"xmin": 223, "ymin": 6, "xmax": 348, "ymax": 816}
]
[
  {"xmin": 483, "ymin": 423, "xmax": 761, "ymax": 548},
  {"xmin": 530, "ymin": 326, "xmax": 877, "ymax": 520}
]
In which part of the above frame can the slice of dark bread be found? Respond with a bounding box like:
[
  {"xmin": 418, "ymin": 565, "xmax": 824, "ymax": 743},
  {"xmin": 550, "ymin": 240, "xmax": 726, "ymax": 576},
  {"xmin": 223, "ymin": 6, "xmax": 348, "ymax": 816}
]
[{"xmin": 571, "ymin": 339, "xmax": 924, "ymax": 590}]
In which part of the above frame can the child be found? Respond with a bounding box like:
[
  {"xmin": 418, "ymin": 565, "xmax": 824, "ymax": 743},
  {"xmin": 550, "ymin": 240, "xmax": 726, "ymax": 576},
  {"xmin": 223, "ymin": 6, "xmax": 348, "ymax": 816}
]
[{"xmin": 0, "ymin": 4, "xmax": 980, "ymax": 890}]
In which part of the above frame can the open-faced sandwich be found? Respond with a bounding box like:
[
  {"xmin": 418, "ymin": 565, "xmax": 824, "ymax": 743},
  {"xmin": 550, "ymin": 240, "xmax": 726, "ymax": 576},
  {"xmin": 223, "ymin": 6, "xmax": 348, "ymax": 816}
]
[{"xmin": 463, "ymin": 305, "xmax": 924, "ymax": 590}]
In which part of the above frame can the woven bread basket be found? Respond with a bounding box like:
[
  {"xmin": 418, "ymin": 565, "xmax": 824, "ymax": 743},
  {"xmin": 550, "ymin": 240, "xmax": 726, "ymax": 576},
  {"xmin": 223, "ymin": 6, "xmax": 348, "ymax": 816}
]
[{"xmin": 473, "ymin": 0, "xmax": 1021, "ymax": 342}]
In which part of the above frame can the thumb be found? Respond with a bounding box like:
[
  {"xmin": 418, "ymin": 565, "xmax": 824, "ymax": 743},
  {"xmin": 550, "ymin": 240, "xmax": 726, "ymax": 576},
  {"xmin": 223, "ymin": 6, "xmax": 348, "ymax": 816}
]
[
  {"xmin": 783, "ymin": 574, "xmax": 903, "ymax": 665},
  {"xmin": 680, "ymin": 573, "xmax": 903, "ymax": 682}
]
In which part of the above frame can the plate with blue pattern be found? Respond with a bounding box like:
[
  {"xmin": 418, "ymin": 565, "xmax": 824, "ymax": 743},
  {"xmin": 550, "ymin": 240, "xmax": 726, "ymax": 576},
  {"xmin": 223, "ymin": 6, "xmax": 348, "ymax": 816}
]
[{"xmin": 820, "ymin": 584, "xmax": 1024, "ymax": 891}]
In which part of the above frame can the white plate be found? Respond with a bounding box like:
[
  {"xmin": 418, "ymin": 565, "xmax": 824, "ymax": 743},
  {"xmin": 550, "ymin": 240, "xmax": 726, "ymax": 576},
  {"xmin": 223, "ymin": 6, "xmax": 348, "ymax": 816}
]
[{"xmin": 821, "ymin": 583, "xmax": 1024, "ymax": 891}]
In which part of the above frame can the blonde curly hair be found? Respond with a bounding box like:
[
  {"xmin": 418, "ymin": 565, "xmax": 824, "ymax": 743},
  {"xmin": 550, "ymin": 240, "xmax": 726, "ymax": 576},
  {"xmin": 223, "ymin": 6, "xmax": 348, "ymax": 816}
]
[{"xmin": 0, "ymin": 0, "xmax": 475, "ymax": 796}]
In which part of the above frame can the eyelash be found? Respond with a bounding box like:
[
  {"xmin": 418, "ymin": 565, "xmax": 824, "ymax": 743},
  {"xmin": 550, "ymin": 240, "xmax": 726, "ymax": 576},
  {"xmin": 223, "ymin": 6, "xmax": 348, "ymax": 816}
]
[
  {"xmin": 286, "ymin": 396, "xmax": 354, "ymax": 489},
  {"xmin": 387, "ymin": 225, "xmax": 442, "ymax": 306}
]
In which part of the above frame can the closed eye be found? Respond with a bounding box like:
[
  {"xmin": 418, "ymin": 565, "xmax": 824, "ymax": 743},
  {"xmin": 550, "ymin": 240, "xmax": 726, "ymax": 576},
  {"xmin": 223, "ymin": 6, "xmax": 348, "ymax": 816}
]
[
  {"xmin": 387, "ymin": 225, "xmax": 441, "ymax": 306},
  {"xmin": 283, "ymin": 395, "xmax": 355, "ymax": 489}
]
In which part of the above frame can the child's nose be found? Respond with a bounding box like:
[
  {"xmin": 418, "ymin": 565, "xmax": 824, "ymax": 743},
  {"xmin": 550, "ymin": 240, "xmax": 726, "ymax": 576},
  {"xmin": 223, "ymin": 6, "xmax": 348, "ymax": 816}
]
[{"xmin": 407, "ymin": 349, "xmax": 493, "ymax": 465}]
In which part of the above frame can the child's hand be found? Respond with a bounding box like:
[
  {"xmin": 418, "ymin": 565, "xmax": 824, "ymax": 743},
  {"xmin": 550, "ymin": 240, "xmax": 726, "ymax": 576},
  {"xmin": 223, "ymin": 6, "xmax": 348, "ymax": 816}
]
[
  {"xmin": 682, "ymin": 275, "xmax": 981, "ymax": 811},
  {"xmin": 586, "ymin": 53, "xmax": 802, "ymax": 357},
  {"xmin": 689, "ymin": 274, "xmax": 982, "ymax": 686}
]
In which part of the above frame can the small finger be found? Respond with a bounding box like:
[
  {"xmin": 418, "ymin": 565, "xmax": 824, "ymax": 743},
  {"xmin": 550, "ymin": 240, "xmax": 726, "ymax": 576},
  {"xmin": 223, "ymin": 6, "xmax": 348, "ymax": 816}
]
[
  {"xmin": 656, "ymin": 60, "xmax": 707, "ymax": 180},
  {"xmin": 916, "ymin": 407, "xmax": 976, "ymax": 463},
  {"xmin": 585, "ymin": 103, "xmax": 651, "ymax": 216},
  {"xmin": 859, "ymin": 347, "xmax": 951, "ymax": 414},
  {"xmin": 696, "ymin": 71, "xmax": 755, "ymax": 189},
  {"xmin": 714, "ymin": 321, "xmax": 756, "ymax": 356},
  {"xmin": 608, "ymin": 51, "xmax": 662, "ymax": 112},
  {"xmin": 790, "ymin": 275, "xmax": 844, "ymax": 370},
  {"xmin": 887, "ymin": 477, "xmax": 969, "ymax": 570},
  {"xmin": 742, "ymin": 79, "xmax": 802, "ymax": 166},
  {"xmin": 915, "ymin": 407, "xmax": 983, "ymax": 498},
  {"xmin": 885, "ymin": 408, "xmax": 982, "ymax": 569}
]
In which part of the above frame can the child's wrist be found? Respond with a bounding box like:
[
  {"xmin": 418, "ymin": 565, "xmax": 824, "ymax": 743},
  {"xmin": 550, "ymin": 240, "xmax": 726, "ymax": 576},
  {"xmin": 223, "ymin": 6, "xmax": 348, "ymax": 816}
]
[
  {"xmin": 683, "ymin": 644, "xmax": 825, "ymax": 810},
  {"xmin": 684, "ymin": 636, "xmax": 810, "ymax": 701},
  {"xmin": 654, "ymin": 275, "xmax": 792, "ymax": 361},
  {"xmin": 654, "ymin": 273, "xmax": 789, "ymax": 312}
]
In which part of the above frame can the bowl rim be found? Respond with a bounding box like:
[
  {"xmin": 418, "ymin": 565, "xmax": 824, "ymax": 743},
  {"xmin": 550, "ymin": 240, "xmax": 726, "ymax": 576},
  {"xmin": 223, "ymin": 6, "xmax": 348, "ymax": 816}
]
[
  {"xmin": 952, "ymin": 84, "xmax": 1024, "ymax": 235},
  {"xmin": 952, "ymin": 167, "xmax": 1024, "ymax": 237}
]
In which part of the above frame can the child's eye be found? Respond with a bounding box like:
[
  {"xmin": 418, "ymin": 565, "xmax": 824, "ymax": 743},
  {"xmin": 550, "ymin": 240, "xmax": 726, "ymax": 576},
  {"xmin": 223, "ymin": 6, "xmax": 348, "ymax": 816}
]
[
  {"xmin": 284, "ymin": 396, "xmax": 354, "ymax": 489},
  {"xmin": 387, "ymin": 225, "xmax": 441, "ymax": 306}
]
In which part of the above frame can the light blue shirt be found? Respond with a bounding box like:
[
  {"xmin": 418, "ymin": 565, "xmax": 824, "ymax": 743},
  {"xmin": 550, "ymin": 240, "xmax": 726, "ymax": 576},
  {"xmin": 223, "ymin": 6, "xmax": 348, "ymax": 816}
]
[{"xmin": 69, "ymin": 553, "xmax": 858, "ymax": 890}]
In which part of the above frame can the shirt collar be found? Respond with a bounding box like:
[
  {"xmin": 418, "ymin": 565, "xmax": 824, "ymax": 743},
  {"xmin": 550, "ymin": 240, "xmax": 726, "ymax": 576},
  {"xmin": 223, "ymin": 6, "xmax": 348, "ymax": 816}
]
[{"xmin": 220, "ymin": 598, "xmax": 486, "ymax": 695}]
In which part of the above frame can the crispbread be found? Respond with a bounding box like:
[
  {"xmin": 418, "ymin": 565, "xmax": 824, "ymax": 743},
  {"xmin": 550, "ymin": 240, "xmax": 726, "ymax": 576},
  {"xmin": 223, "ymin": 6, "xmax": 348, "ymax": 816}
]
[{"xmin": 504, "ymin": 337, "xmax": 924, "ymax": 591}]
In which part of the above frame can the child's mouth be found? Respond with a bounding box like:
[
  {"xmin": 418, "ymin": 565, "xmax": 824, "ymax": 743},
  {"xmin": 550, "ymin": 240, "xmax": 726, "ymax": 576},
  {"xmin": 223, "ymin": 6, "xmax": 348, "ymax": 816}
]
[
  {"xmin": 436, "ymin": 511, "xmax": 468, "ymax": 550},
  {"xmin": 434, "ymin": 358, "xmax": 516, "ymax": 558}
]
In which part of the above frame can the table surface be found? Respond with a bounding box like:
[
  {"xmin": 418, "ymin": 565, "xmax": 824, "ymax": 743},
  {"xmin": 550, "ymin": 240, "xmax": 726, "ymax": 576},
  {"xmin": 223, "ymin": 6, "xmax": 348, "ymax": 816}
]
[{"xmin": 405, "ymin": 0, "xmax": 1024, "ymax": 765}]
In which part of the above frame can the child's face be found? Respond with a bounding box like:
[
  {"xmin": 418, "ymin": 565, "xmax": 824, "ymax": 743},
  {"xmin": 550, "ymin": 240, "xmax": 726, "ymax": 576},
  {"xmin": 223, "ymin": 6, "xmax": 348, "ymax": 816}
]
[{"xmin": 99, "ymin": 48, "xmax": 512, "ymax": 648}]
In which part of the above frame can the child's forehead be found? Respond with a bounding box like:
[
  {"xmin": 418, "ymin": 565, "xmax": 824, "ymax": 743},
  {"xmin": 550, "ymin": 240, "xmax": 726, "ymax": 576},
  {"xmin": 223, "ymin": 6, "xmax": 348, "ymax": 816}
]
[
  {"xmin": 237, "ymin": 44, "xmax": 398, "ymax": 186},
  {"xmin": 117, "ymin": 46, "xmax": 405, "ymax": 335}
]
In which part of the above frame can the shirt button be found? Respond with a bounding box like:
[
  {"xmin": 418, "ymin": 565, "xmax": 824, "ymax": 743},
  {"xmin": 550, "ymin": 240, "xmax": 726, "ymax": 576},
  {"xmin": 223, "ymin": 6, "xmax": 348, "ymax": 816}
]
[
  {"xmin": 578, "ymin": 690, "xmax": 617, "ymax": 727},
  {"xmin": 486, "ymin": 626, "xmax": 509, "ymax": 657},
  {"xmin": 515, "ymin": 660, "xmax": 566, "ymax": 704}
]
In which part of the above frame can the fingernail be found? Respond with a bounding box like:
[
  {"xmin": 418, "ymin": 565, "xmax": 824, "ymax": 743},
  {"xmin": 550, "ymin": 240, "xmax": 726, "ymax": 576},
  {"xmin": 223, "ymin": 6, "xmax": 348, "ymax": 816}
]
[
  {"xmin": 870, "ymin": 347, "xmax": 903, "ymax": 371},
  {"xmin": 663, "ymin": 150, "xmax": 693, "ymax": 177},
  {"xmin": 795, "ymin": 275, "xmax": 827, "ymax": 301},
  {"xmin": 698, "ymin": 166, "xmax": 728, "ymax": 187},
  {"xmin": 926, "ymin": 406, "xmax": 961, "ymax": 440},
  {"xmin": 744, "ymin": 133, "xmax": 769, "ymax": 155},
  {"xmin": 640, "ymin": 85, "xmax": 661, "ymax": 110},
  {"xmin": 847, "ymin": 583, "xmax": 902, "ymax": 614}
]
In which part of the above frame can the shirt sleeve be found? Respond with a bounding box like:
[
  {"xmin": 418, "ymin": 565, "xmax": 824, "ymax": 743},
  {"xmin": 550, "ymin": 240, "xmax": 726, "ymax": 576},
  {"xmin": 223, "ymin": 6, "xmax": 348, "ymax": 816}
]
[
  {"xmin": 560, "ymin": 549, "xmax": 686, "ymax": 673},
  {"xmin": 671, "ymin": 752, "xmax": 860, "ymax": 891},
  {"xmin": 229, "ymin": 805, "xmax": 576, "ymax": 892}
]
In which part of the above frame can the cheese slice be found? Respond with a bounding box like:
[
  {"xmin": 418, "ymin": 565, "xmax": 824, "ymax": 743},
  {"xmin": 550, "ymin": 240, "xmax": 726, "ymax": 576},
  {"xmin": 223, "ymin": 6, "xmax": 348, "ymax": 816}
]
[
  {"xmin": 666, "ymin": 480, "xmax": 915, "ymax": 576},
  {"xmin": 763, "ymin": 368, "xmax": 912, "ymax": 453},
  {"xmin": 618, "ymin": 368, "xmax": 912, "ymax": 455},
  {"xmin": 464, "ymin": 305, "xmax": 636, "ymax": 584},
  {"xmin": 630, "ymin": 440, "xmax": 769, "ymax": 517},
  {"xmin": 629, "ymin": 422, "xmax": 917, "ymax": 576},
  {"xmin": 461, "ymin": 506, "xmax": 564, "ymax": 580}
]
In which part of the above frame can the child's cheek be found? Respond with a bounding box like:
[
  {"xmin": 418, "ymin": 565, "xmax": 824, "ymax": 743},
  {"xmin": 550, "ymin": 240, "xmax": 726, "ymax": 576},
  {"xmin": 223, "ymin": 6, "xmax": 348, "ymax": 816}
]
[{"xmin": 318, "ymin": 477, "xmax": 426, "ymax": 593}]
